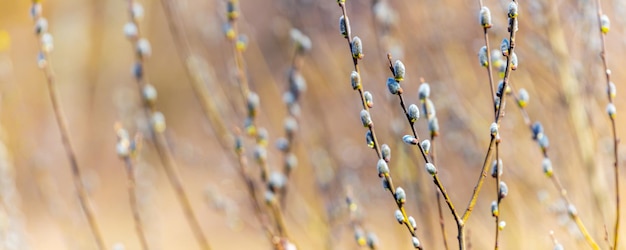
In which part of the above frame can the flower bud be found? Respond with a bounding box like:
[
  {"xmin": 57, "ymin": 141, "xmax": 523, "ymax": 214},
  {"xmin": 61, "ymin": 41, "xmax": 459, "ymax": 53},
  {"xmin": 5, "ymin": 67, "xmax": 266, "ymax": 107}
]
[
  {"xmin": 247, "ymin": 92, "xmax": 260, "ymax": 118},
  {"xmin": 124, "ymin": 22, "xmax": 138, "ymax": 40},
  {"xmin": 508, "ymin": 1, "xmax": 518, "ymax": 18},
  {"xmin": 490, "ymin": 122, "xmax": 499, "ymax": 136},
  {"xmin": 408, "ymin": 104, "xmax": 419, "ymax": 123},
  {"xmin": 479, "ymin": 7, "xmax": 492, "ymax": 28},
  {"xmin": 425, "ymin": 162, "xmax": 437, "ymax": 175},
  {"xmin": 491, "ymin": 201, "xmax": 499, "ymax": 217},
  {"xmin": 608, "ymin": 82, "xmax": 616, "ymax": 99},
  {"xmin": 501, "ymin": 38, "xmax": 510, "ymax": 57},
  {"xmin": 387, "ymin": 77, "xmax": 402, "ymax": 95},
  {"xmin": 395, "ymin": 210, "xmax": 404, "ymax": 223},
  {"xmin": 542, "ymin": 158, "xmax": 553, "ymax": 177},
  {"xmin": 395, "ymin": 187, "xmax": 406, "ymax": 204},
  {"xmin": 360, "ymin": 91, "xmax": 373, "ymax": 108},
  {"xmin": 531, "ymin": 122, "xmax": 543, "ymax": 140},
  {"xmin": 142, "ymin": 84, "xmax": 157, "ymax": 104},
  {"xmin": 339, "ymin": 15, "xmax": 348, "ymax": 38},
  {"xmin": 408, "ymin": 216, "xmax": 417, "ymax": 230},
  {"xmin": 394, "ymin": 60, "xmax": 405, "ymax": 81},
  {"xmin": 351, "ymin": 71, "xmax": 361, "ymax": 90},
  {"xmin": 136, "ymin": 38, "xmax": 152, "ymax": 58},
  {"xmin": 601, "ymin": 14, "xmax": 610, "ymax": 34},
  {"xmin": 429, "ymin": 117, "xmax": 440, "ymax": 137},
  {"xmin": 377, "ymin": 159, "xmax": 389, "ymax": 177},
  {"xmin": 351, "ymin": 36, "xmax": 363, "ymax": 59},
  {"xmin": 518, "ymin": 88, "xmax": 529, "ymax": 107},
  {"xmin": 402, "ymin": 135, "xmax": 418, "ymax": 145},
  {"xmin": 412, "ymin": 237, "xmax": 421, "ymax": 249},
  {"xmin": 418, "ymin": 83, "xmax": 430, "ymax": 100},
  {"xmin": 35, "ymin": 17, "xmax": 48, "ymax": 35},
  {"xmin": 607, "ymin": 103, "xmax": 616, "ymax": 119},
  {"xmin": 421, "ymin": 140, "xmax": 431, "ymax": 154},
  {"xmin": 510, "ymin": 52, "xmax": 518, "ymax": 70},
  {"xmin": 360, "ymin": 110, "xmax": 372, "ymax": 127},
  {"xmin": 366, "ymin": 131, "xmax": 375, "ymax": 148},
  {"xmin": 491, "ymin": 159, "xmax": 503, "ymax": 178},
  {"xmin": 381, "ymin": 144, "xmax": 391, "ymax": 162},
  {"xmin": 499, "ymin": 181, "xmax": 508, "ymax": 199},
  {"xmin": 151, "ymin": 111, "xmax": 166, "ymax": 133},
  {"xmin": 479, "ymin": 46, "xmax": 489, "ymax": 67}
]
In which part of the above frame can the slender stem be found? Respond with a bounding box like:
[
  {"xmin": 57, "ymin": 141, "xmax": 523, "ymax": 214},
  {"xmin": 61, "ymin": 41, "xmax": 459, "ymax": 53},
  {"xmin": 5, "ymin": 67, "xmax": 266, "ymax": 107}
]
[
  {"xmin": 126, "ymin": 1, "xmax": 210, "ymax": 248},
  {"xmin": 595, "ymin": 1, "xmax": 620, "ymax": 248},
  {"xmin": 32, "ymin": 4, "xmax": 105, "ymax": 248},
  {"xmin": 338, "ymin": 3, "xmax": 423, "ymax": 248},
  {"xmin": 550, "ymin": 175, "xmax": 600, "ymax": 249},
  {"xmin": 477, "ymin": 0, "xmax": 497, "ymax": 118},
  {"xmin": 463, "ymin": 1, "xmax": 518, "ymax": 224},
  {"xmin": 123, "ymin": 157, "xmax": 149, "ymax": 250},
  {"xmin": 431, "ymin": 139, "xmax": 450, "ymax": 250},
  {"xmin": 494, "ymin": 141, "xmax": 501, "ymax": 250}
]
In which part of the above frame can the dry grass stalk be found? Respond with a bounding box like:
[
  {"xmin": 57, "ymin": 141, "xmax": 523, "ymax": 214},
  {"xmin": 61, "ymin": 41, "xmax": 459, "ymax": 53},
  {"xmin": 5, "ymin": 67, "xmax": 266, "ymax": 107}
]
[{"xmin": 30, "ymin": 1, "xmax": 105, "ymax": 248}]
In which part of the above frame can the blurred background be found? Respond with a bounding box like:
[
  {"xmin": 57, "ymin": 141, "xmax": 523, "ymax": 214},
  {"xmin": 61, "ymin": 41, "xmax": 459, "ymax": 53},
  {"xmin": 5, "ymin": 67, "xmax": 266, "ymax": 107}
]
[{"xmin": 0, "ymin": 0, "xmax": 626, "ymax": 249}]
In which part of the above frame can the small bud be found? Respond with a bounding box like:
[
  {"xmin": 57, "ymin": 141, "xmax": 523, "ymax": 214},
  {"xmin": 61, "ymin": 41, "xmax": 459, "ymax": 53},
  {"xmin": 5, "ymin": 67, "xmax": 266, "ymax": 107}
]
[
  {"xmin": 479, "ymin": 46, "xmax": 489, "ymax": 67},
  {"xmin": 234, "ymin": 135, "xmax": 243, "ymax": 153},
  {"xmin": 124, "ymin": 22, "xmax": 138, "ymax": 40},
  {"xmin": 542, "ymin": 158, "xmax": 553, "ymax": 177},
  {"xmin": 131, "ymin": 2, "xmax": 145, "ymax": 21},
  {"xmin": 531, "ymin": 122, "xmax": 544, "ymax": 140},
  {"xmin": 360, "ymin": 110, "xmax": 372, "ymax": 127},
  {"xmin": 256, "ymin": 128, "xmax": 269, "ymax": 146},
  {"xmin": 408, "ymin": 104, "xmax": 420, "ymax": 123},
  {"xmin": 377, "ymin": 159, "xmax": 389, "ymax": 177},
  {"xmin": 116, "ymin": 138, "xmax": 131, "ymax": 158},
  {"xmin": 285, "ymin": 153, "xmax": 297, "ymax": 171},
  {"xmin": 351, "ymin": 71, "xmax": 361, "ymax": 90},
  {"xmin": 382, "ymin": 178, "xmax": 390, "ymax": 190},
  {"xmin": 339, "ymin": 15, "xmax": 348, "ymax": 38},
  {"xmin": 491, "ymin": 159, "xmax": 503, "ymax": 178},
  {"xmin": 41, "ymin": 32, "xmax": 54, "ymax": 53},
  {"xmin": 510, "ymin": 52, "xmax": 518, "ymax": 70},
  {"xmin": 236, "ymin": 34, "xmax": 248, "ymax": 52},
  {"xmin": 498, "ymin": 220, "xmax": 506, "ymax": 230},
  {"xmin": 499, "ymin": 181, "xmax": 508, "ymax": 199},
  {"xmin": 418, "ymin": 83, "xmax": 430, "ymax": 100},
  {"xmin": 268, "ymin": 171, "xmax": 286, "ymax": 192},
  {"xmin": 284, "ymin": 117, "xmax": 298, "ymax": 138},
  {"xmin": 290, "ymin": 29, "xmax": 312, "ymax": 53},
  {"xmin": 133, "ymin": 62, "xmax": 143, "ymax": 80},
  {"xmin": 395, "ymin": 210, "xmax": 404, "ymax": 223},
  {"xmin": 387, "ymin": 77, "xmax": 402, "ymax": 95},
  {"xmin": 264, "ymin": 190, "xmax": 275, "ymax": 204},
  {"xmin": 607, "ymin": 103, "xmax": 616, "ymax": 119},
  {"xmin": 276, "ymin": 138, "xmax": 289, "ymax": 152},
  {"xmin": 381, "ymin": 144, "xmax": 391, "ymax": 162},
  {"xmin": 337, "ymin": 0, "xmax": 345, "ymax": 4},
  {"xmin": 151, "ymin": 111, "xmax": 166, "ymax": 133},
  {"xmin": 253, "ymin": 145, "xmax": 267, "ymax": 163},
  {"xmin": 508, "ymin": 1, "xmax": 518, "ymax": 18},
  {"xmin": 491, "ymin": 201, "xmax": 499, "ymax": 217},
  {"xmin": 35, "ymin": 17, "xmax": 48, "ymax": 35},
  {"xmin": 226, "ymin": 0, "xmax": 239, "ymax": 21},
  {"xmin": 136, "ymin": 38, "xmax": 151, "ymax": 58},
  {"xmin": 244, "ymin": 117, "xmax": 256, "ymax": 136},
  {"xmin": 501, "ymin": 38, "xmax": 510, "ymax": 57},
  {"xmin": 351, "ymin": 36, "xmax": 364, "ymax": 59},
  {"xmin": 247, "ymin": 92, "xmax": 260, "ymax": 118},
  {"xmin": 366, "ymin": 131, "xmax": 375, "ymax": 148},
  {"xmin": 142, "ymin": 84, "xmax": 157, "ymax": 104},
  {"xmin": 408, "ymin": 216, "xmax": 417, "ymax": 230},
  {"xmin": 402, "ymin": 135, "xmax": 418, "ymax": 145},
  {"xmin": 30, "ymin": 3, "xmax": 43, "ymax": 20},
  {"xmin": 423, "ymin": 99, "xmax": 436, "ymax": 119},
  {"xmin": 554, "ymin": 244, "xmax": 564, "ymax": 250},
  {"xmin": 366, "ymin": 233, "xmax": 378, "ymax": 249},
  {"xmin": 412, "ymin": 237, "xmax": 421, "ymax": 249},
  {"xmin": 490, "ymin": 122, "xmax": 499, "ymax": 136},
  {"xmin": 601, "ymin": 14, "xmax": 610, "ymax": 34},
  {"xmin": 394, "ymin": 60, "xmax": 406, "ymax": 81},
  {"xmin": 223, "ymin": 23, "xmax": 235, "ymax": 40},
  {"xmin": 429, "ymin": 117, "xmax": 440, "ymax": 137},
  {"xmin": 538, "ymin": 135, "xmax": 550, "ymax": 151},
  {"xmin": 395, "ymin": 187, "xmax": 406, "ymax": 204},
  {"xmin": 567, "ymin": 204, "xmax": 577, "ymax": 217},
  {"xmin": 421, "ymin": 140, "xmax": 431, "ymax": 154},
  {"xmin": 518, "ymin": 88, "xmax": 529, "ymax": 107},
  {"xmin": 425, "ymin": 162, "xmax": 437, "ymax": 175},
  {"xmin": 480, "ymin": 7, "xmax": 492, "ymax": 28},
  {"xmin": 37, "ymin": 52, "xmax": 47, "ymax": 69},
  {"xmin": 364, "ymin": 91, "xmax": 374, "ymax": 108},
  {"xmin": 608, "ymin": 82, "xmax": 616, "ymax": 99}
]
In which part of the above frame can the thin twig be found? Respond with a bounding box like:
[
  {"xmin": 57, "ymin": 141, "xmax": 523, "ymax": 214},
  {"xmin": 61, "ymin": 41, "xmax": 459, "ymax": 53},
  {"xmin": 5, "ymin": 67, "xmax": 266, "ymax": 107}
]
[
  {"xmin": 31, "ymin": 2, "xmax": 105, "ymax": 248},
  {"xmin": 338, "ymin": 2, "xmax": 423, "ymax": 248},
  {"xmin": 125, "ymin": 1, "xmax": 210, "ymax": 249},
  {"xmin": 595, "ymin": 1, "xmax": 620, "ymax": 248}
]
